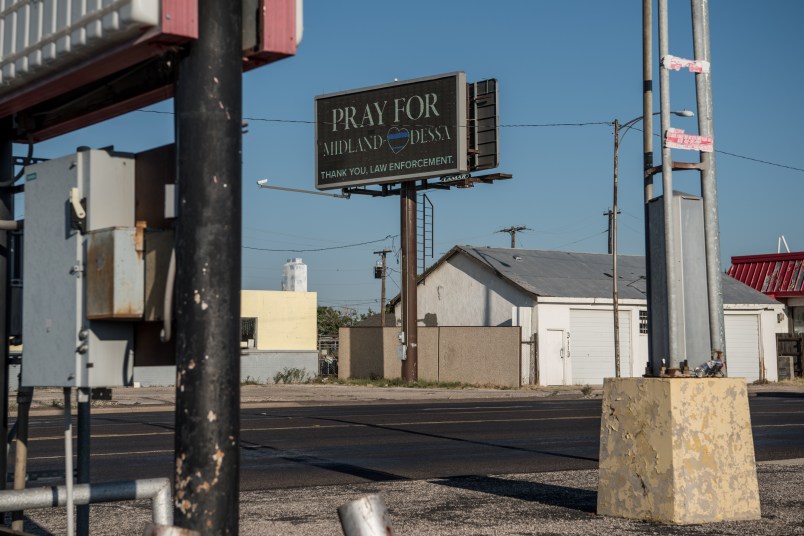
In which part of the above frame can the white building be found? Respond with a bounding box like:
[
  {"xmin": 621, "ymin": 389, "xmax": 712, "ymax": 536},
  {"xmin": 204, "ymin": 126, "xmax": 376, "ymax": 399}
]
[{"xmin": 394, "ymin": 246, "xmax": 785, "ymax": 385}]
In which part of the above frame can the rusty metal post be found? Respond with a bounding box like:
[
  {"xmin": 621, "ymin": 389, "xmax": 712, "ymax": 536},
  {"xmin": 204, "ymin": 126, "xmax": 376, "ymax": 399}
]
[
  {"xmin": 400, "ymin": 182, "xmax": 418, "ymax": 382},
  {"xmin": 173, "ymin": 0, "xmax": 242, "ymax": 532}
]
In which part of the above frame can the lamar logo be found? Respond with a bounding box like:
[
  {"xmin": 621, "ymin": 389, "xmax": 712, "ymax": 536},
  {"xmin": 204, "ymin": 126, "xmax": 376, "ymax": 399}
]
[{"xmin": 387, "ymin": 127, "xmax": 410, "ymax": 154}]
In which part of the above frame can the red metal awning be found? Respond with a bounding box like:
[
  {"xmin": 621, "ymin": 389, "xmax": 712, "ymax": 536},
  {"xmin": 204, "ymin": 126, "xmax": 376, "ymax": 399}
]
[
  {"xmin": 728, "ymin": 252, "xmax": 804, "ymax": 299},
  {"xmin": 1, "ymin": 0, "xmax": 299, "ymax": 143}
]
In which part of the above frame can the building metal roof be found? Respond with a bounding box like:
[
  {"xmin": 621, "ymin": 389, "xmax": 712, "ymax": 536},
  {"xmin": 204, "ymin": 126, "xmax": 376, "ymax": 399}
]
[
  {"xmin": 727, "ymin": 251, "xmax": 804, "ymax": 299},
  {"xmin": 393, "ymin": 246, "xmax": 779, "ymax": 306}
]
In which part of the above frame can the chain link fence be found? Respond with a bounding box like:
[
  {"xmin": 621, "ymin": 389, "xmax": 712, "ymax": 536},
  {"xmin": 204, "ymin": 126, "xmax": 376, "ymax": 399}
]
[{"xmin": 318, "ymin": 335, "xmax": 339, "ymax": 376}]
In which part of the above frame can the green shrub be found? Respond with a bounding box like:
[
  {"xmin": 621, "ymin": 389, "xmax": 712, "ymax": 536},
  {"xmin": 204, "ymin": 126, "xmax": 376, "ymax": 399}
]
[{"xmin": 273, "ymin": 367, "xmax": 309, "ymax": 384}]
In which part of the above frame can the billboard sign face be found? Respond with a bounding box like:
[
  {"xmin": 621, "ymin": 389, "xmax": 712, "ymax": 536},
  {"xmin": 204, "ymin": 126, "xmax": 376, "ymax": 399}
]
[{"xmin": 315, "ymin": 72, "xmax": 467, "ymax": 190}]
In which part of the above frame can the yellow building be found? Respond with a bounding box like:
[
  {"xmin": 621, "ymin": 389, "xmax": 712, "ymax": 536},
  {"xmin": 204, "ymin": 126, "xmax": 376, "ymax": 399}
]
[
  {"xmin": 240, "ymin": 290, "xmax": 317, "ymax": 351},
  {"xmin": 124, "ymin": 289, "xmax": 319, "ymax": 386}
]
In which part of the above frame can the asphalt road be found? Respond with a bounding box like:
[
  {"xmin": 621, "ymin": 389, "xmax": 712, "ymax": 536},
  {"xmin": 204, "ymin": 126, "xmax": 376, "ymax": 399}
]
[{"xmin": 15, "ymin": 393, "xmax": 804, "ymax": 491}]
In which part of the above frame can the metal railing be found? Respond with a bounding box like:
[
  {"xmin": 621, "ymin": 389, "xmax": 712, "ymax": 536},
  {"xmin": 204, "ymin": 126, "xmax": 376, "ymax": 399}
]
[{"xmin": 0, "ymin": 478, "xmax": 173, "ymax": 526}]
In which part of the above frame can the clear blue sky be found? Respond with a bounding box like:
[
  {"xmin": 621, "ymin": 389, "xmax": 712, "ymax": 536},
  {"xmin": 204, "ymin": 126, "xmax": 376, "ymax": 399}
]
[{"xmin": 32, "ymin": 1, "xmax": 804, "ymax": 314}]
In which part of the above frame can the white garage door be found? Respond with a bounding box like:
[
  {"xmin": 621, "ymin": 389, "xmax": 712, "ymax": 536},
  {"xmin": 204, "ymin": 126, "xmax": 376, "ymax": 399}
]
[
  {"xmin": 569, "ymin": 309, "xmax": 631, "ymax": 385},
  {"xmin": 724, "ymin": 314, "xmax": 761, "ymax": 382}
]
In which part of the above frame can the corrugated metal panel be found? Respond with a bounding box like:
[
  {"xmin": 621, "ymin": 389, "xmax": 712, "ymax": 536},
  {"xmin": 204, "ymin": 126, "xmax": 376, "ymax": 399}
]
[
  {"xmin": 457, "ymin": 246, "xmax": 780, "ymax": 305},
  {"xmin": 728, "ymin": 252, "xmax": 804, "ymax": 298},
  {"xmin": 0, "ymin": 0, "xmax": 160, "ymax": 92}
]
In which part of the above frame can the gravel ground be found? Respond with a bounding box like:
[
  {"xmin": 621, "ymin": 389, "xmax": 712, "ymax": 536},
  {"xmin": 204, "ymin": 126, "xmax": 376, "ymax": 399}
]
[{"xmin": 11, "ymin": 461, "xmax": 804, "ymax": 535}]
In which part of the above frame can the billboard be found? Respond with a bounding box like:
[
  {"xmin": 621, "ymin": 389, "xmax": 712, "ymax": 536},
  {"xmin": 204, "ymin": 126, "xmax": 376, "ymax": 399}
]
[{"xmin": 315, "ymin": 72, "xmax": 467, "ymax": 190}]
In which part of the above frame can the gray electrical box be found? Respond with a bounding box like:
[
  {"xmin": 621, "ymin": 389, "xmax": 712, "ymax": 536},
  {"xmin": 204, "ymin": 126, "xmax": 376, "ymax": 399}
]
[
  {"xmin": 647, "ymin": 192, "xmax": 711, "ymax": 374},
  {"xmin": 22, "ymin": 149, "xmax": 137, "ymax": 388}
]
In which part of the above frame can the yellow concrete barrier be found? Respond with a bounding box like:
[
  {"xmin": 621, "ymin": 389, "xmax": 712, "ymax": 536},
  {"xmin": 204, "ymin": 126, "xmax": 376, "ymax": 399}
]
[{"xmin": 597, "ymin": 377, "xmax": 760, "ymax": 524}]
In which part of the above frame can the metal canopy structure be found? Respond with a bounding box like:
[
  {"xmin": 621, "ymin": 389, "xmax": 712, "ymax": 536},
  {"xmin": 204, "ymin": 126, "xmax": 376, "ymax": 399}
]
[
  {"xmin": 728, "ymin": 252, "xmax": 804, "ymax": 299},
  {"xmin": 1, "ymin": 0, "xmax": 301, "ymax": 143}
]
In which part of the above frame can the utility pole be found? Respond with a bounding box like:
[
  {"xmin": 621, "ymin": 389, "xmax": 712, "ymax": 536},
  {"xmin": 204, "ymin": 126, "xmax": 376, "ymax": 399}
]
[
  {"xmin": 604, "ymin": 207, "xmax": 621, "ymax": 376},
  {"xmin": 374, "ymin": 249, "xmax": 391, "ymax": 328},
  {"xmin": 174, "ymin": 0, "xmax": 242, "ymax": 532},
  {"xmin": 497, "ymin": 225, "xmax": 530, "ymax": 248},
  {"xmin": 642, "ymin": 0, "xmax": 655, "ymax": 374},
  {"xmin": 611, "ymin": 118, "xmax": 621, "ymax": 378}
]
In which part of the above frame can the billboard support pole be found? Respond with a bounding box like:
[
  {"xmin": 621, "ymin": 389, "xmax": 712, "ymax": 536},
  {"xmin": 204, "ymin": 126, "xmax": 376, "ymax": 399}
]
[
  {"xmin": 401, "ymin": 182, "xmax": 418, "ymax": 382},
  {"xmin": 173, "ymin": 0, "xmax": 242, "ymax": 532}
]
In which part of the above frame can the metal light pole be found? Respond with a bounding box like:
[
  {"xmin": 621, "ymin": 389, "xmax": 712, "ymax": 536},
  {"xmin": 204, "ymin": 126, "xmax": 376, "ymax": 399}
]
[
  {"xmin": 612, "ymin": 109, "xmax": 693, "ymax": 379},
  {"xmin": 691, "ymin": 0, "xmax": 726, "ymax": 366},
  {"xmin": 658, "ymin": 0, "xmax": 682, "ymax": 372}
]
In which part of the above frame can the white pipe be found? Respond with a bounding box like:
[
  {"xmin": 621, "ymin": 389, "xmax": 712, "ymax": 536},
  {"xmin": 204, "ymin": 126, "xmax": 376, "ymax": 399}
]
[
  {"xmin": 0, "ymin": 478, "xmax": 173, "ymax": 526},
  {"xmin": 777, "ymin": 235, "xmax": 791, "ymax": 254},
  {"xmin": 160, "ymin": 248, "xmax": 176, "ymax": 342},
  {"xmin": 0, "ymin": 219, "xmax": 21, "ymax": 230},
  {"xmin": 338, "ymin": 494, "xmax": 394, "ymax": 536}
]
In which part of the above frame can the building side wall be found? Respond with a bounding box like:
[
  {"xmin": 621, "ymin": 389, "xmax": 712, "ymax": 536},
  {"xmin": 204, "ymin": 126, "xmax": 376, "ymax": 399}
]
[
  {"xmin": 339, "ymin": 326, "xmax": 520, "ymax": 387},
  {"xmin": 419, "ymin": 328, "xmax": 440, "ymax": 382},
  {"xmin": 132, "ymin": 351, "xmax": 318, "ymax": 387},
  {"xmin": 339, "ymin": 327, "xmax": 403, "ymax": 380},
  {"xmin": 241, "ymin": 290, "xmax": 317, "ymax": 350},
  {"xmin": 438, "ymin": 327, "xmax": 520, "ymax": 387},
  {"xmin": 399, "ymin": 255, "xmax": 536, "ymax": 327}
]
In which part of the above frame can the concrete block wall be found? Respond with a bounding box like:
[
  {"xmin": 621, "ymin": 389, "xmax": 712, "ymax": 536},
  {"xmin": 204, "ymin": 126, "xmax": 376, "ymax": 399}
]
[
  {"xmin": 339, "ymin": 326, "xmax": 521, "ymax": 387},
  {"xmin": 133, "ymin": 351, "xmax": 319, "ymax": 386}
]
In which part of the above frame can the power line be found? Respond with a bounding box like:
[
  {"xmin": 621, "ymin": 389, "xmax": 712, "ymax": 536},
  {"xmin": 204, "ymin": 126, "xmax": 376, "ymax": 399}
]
[
  {"xmin": 500, "ymin": 121, "xmax": 611, "ymax": 128},
  {"xmin": 136, "ymin": 110, "xmax": 611, "ymax": 129},
  {"xmin": 549, "ymin": 229, "xmax": 608, "ymax": 250},
  {"xmin": 135, "ymin": 109, "xmax": 804, "ymax": 174},
  {"xmin": 243, "ymin": 235, "xmax": 396, "ymax": 253},
  {"xmin": 715, "ymin": 149, "xmax": 804, "ymax": 173},
  {"xmin": 626, "ymin": 125, "xmax": 804, "ymax": 174},
  {"xmin": 321, "ymin": 299, "xmax": 380, "ymax": 306}
]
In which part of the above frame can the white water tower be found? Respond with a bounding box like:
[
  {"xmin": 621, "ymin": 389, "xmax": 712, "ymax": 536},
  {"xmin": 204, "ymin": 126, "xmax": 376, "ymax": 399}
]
[{"xmin": 282, "ymin": 258, "xmax": 307, "ymax": 292}]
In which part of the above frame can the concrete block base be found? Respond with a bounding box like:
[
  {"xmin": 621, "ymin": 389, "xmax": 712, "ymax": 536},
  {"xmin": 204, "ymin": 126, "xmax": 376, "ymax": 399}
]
[{"xmin": 597, "ymin": 377, "xmax": 760, "ymax": 524}]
